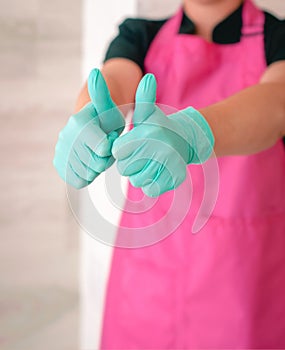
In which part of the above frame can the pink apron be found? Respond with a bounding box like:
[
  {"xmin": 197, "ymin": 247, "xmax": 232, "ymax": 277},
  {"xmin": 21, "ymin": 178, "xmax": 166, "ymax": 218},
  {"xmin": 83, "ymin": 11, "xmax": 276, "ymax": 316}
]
[{"xmin": 101, "ymin": 0, "xmax": 285, "ymax": 348}]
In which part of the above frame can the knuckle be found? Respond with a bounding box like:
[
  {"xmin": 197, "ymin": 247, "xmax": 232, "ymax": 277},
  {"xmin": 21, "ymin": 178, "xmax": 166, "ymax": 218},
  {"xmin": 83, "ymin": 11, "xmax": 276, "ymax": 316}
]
[
  {"xmin": 58, "ymin": 130, "xmax": 65, "ymax": 140},
  {"xmin": 176, "ymin": 168, "xmax": 186, "ymax": 186},
  {"xmin": 85, "ymin": 172, "xmax": 96, "ymax": 182},
  {"xmin": 72, "ymin": 180, "xmax": 86, "ymax": 189},
  {"xmin": 68, "ymin": 114, "xmax": 77, "ymax": 126},
  {"xmin": 55, "ymin": 142, "xmax": 63, "ymax": 153},
  {"xmin": 116, "ymin": 161, "xmax": 126, "ymax": 175},
  {"xmin": 129, "ymin": 176, "xmax": 141, "ymax": 188},
  {"xmin": 93, "ymin": 158, "xmax": 107, "ymax": 173}
]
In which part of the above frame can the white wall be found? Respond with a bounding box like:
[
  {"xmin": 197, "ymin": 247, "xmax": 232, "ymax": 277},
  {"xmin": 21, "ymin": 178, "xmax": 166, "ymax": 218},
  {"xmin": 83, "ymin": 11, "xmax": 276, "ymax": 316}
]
[
  {"xmin": 137, "ymin": 0, "xmax": 285, "ymax": 18},
  {"xmin": 138, "ymin": 0, "xmax": 180, "ymax": 17},
  {"xmin": 256, "ymin": 0, "xmax": 285, "ymax": 16},
  {"xmin": 82, "ymin": 0, "xmax": 137, "ymax": 76}
]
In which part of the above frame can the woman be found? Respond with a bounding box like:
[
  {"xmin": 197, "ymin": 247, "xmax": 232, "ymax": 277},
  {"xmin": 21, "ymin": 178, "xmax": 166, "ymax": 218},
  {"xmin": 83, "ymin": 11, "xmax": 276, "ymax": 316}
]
[{"xmin": 54, "ymin": 0, "xmax": 285, "ymax": 347}]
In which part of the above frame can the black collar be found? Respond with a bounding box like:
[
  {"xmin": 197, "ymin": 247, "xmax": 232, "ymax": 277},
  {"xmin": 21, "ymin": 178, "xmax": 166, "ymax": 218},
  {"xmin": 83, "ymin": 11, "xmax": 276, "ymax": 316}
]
[{"xmin": 179, "ymin": 3, "xmax": 243, "ymax": 44}]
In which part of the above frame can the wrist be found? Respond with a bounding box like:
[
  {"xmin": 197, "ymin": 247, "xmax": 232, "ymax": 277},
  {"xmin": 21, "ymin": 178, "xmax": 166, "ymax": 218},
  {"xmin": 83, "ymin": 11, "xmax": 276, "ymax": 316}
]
[{"xmin": 171, "ymin": 107, "xmax": 215, "ymax": 164}]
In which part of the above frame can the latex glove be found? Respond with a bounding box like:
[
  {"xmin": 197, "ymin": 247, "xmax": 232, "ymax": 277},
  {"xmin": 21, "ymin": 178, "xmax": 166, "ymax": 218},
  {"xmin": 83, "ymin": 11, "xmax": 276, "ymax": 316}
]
[
  {"xmin": 53, "ymin": 68, "xmax": 125, "ymax": 189},
  {"xmin": 112, "ymin": 74, "xmax": 214, "ymax": 197}
]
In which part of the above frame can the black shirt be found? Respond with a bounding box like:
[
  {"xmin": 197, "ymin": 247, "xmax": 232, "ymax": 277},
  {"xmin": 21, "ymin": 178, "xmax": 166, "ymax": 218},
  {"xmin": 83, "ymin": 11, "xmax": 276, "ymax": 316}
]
[{"xmin": 104, "ymin": 4, "xmax": 285, "ymax": 72}]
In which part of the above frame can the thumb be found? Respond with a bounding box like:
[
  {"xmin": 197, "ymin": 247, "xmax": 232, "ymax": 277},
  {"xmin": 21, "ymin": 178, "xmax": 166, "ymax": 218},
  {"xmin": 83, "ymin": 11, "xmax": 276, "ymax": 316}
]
[
  {"xmin": 88, "ymin": 68, "xmax": 116, "ymax": 114},
  {"xmin": 133, "ymin": 73, "xmax": 157, "ymax": 126},
  {"xmin": 88, "ymin": 68, "xmax": 120, "ymax": 131}
]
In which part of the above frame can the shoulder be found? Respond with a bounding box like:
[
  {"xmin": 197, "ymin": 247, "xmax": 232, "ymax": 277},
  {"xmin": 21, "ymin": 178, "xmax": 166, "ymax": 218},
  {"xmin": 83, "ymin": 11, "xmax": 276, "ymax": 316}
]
[
  {"xmin": 117, "ymin": 17, "xmax": 168, "ymax": 42},
  {"xmin": 264, "ymin": 11, "xmax": 285, "ymax": 27},
  {"xmin": 104, "ymin": 17, "xmax": 168, "ymax": 71},
  {"xmin": 119, "ymin": 17, "xmax": 168, "ymax": 29},
  {"xmin": 264, "ymin": 11, "xmax": 285, "ymax": 65}
]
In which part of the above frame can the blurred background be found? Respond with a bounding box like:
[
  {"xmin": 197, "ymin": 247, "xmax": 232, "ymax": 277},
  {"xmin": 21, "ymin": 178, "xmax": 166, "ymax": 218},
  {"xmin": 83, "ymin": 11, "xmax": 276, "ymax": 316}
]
[
  {"xmin": 0, "ymin": 0, "xmax": 284, "ymax": 349},
  {"xmin": 0, "ymin": 0, "xmax": 82, "ymax": 349}
]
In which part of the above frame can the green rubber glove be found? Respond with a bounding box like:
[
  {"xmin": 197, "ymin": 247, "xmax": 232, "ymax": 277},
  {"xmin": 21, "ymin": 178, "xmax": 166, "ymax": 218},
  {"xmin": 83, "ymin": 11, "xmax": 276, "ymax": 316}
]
[
  {"xmin": 53, "ymin": 68, "xmax": 125, "ymax": 189},
  {"xmin": 112, "ymin": 74, "xmax": 214, "ymax": 197}
]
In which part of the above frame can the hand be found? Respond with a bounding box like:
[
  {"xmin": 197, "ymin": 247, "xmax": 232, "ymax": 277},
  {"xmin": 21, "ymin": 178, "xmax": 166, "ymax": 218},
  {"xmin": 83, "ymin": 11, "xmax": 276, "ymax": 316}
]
[
  {"xmin": 112, "ymin": 74, "xmax": 214, "ymax": 197},
  {"xmin": 53, "ymin": 69, "xmax": 125, "ymax": 188}
]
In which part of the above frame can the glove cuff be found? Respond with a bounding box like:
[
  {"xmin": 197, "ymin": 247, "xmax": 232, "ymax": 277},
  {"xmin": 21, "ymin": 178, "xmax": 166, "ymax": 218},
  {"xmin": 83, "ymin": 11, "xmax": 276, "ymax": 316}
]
[{"xmin": 172, "ymin": 107, "xmax": 215, "ymax": 164}]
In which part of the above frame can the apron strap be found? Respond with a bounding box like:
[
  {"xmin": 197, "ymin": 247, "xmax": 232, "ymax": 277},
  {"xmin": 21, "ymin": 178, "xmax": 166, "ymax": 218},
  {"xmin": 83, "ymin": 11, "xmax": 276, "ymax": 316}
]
[{"xmin": 241, "ymin": 0, "xmax": 264, "ymax": 36}]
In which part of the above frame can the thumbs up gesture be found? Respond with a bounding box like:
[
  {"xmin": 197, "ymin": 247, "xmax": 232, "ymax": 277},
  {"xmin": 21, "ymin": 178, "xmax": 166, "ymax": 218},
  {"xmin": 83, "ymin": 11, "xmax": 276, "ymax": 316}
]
[
  {"xmin": 53, "ymin": 69, "xmax": 125, "ymax": 188},
  {"xmin": 112, "ymin": 74, "xmax": 214, "ymax": 197}
]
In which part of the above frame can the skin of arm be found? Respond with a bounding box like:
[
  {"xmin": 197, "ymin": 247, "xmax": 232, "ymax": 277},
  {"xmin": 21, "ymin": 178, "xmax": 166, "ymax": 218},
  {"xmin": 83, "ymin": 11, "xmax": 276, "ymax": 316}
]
[
  {"xmin": 200, "ymin": 60, "xmax": 285, "ymax": 156},
  {"xmin": 74, "ymin": 58, "xmax": 142, "ymax": 113},
  {"xmin": 74, "ymin": 57, "xmax": 285, "ymax": 158}
]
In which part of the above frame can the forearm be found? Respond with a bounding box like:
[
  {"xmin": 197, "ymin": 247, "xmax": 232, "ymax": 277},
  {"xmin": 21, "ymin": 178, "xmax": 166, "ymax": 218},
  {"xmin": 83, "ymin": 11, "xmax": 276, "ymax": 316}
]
[{"xmin": 200, "ymin": 82, "xmax": 285, "ymax": 157}]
